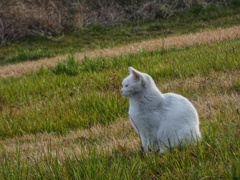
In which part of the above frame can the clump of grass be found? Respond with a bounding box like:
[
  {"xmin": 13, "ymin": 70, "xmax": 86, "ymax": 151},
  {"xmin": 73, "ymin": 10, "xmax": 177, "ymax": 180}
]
[
  {"xmin": 52, "ymin": 55, "xmax": 80, "ymax": 76},
  {"xmin": 5, "ymin": 49, "xmax": 53, "ymax": 64},
  {"xmin": 229, "ymin": 0, "xmax": 240, "ymax": 7}
]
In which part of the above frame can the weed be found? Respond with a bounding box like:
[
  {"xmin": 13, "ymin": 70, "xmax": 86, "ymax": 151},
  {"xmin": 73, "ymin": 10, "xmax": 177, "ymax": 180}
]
[
  {"xmin": 5, "ymin": 49, "xmax": 53, "ymax": 64},
  {"xmin": 52, "ymin": 55, "xmax": 80, "ymax": 76}
]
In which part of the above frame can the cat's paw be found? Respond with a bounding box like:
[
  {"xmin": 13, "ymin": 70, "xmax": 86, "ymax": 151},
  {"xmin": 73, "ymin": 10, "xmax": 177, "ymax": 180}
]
[{"xmin": 141, "ymin": 145, "xmax": 150, "ymax": 156}]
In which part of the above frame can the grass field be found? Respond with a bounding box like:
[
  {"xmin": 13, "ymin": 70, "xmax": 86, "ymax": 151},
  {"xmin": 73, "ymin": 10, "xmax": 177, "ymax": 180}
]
[
  {"xmin": 1, "ymin": 4, "xmax": 240, "ymax": 179},
  {"xmin": 0, "ymin": 36, "xmax": 240, "ymax": 178}
]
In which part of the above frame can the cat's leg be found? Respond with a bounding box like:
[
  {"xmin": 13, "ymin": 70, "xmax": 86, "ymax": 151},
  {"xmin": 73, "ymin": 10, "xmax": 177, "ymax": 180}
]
[
  {"xmin": 155, "ymin": 136, "xmax": 169, "ymax": 153},
  {"xmin": 159, "ymin": 148, "xmax": 165, "ymax": 154},
  {"xmin": 149, "ymin": 137, "xmax": 159, "ymax": 152},
  {"xmin": 139, "ymin": 133, "xmax": 149, "ymax": 154},
  {"xmin": 159, "ymin": 144, "xmax": 169, "ymax": 153}
]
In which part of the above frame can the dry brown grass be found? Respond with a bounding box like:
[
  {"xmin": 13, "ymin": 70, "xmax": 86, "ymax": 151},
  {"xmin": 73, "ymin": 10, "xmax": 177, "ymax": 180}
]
[
  {"xmin": 0, "ymin": 0, "xmax": 226, "ymax": 44},
  {"xmin": 161, "ymin": 70, "xmax": 240, "ymax": 120},
  {"xmin": 1, "ymin": 70, "xmax": 239, "ymax": 163},
  {"xmin": 0, "ymin": 119, "xmax": 139, "ymax": 163},
  {"xmin": 0, "ymin": 0, "xmax": 66, "ymax": 44},
  {"xmin": 1, "ymin": 25, "xmax": 240, "ymax": 78}
]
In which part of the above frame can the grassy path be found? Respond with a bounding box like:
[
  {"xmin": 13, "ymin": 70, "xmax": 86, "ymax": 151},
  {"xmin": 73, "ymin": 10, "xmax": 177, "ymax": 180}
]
[{"xmin": 0, "ymin": 25, "xmax": 240, "ymax": 78}]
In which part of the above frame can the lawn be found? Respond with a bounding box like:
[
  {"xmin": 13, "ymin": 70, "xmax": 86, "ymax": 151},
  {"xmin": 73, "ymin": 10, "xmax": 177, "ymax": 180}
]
[{"xmin": 0, "ymin": 37, "xmax": 240, "ymax": 178}]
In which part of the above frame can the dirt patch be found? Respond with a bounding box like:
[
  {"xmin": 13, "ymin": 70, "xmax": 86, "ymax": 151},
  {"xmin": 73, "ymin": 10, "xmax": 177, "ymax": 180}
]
[{"xmin": 0, "ymin": 25, "xmax": 240, "ymax": 78}]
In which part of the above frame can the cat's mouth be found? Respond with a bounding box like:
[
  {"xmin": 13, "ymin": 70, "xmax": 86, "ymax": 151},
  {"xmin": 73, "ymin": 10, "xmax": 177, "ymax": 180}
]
[
  {"xmin": 121, "ymin": 91, "xmax": 139, "ymax": 98},
  {"xmin": 120, "ymin": 91, "xmax": 130, "ymax": 98},
  {"xmin": 121, "ymin": 93, "xmax": 130, "ymax": 98}
]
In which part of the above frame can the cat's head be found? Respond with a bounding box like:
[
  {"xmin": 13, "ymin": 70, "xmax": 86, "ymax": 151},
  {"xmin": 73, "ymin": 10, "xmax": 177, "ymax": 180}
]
[{"xmin": 121, "ymin": 67, "xmax": 148, "ymax": 98}]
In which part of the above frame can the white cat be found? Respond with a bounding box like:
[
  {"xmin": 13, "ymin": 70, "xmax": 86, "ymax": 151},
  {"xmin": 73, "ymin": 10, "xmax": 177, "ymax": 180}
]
[{"xmin": 121, "ymin": 67, "xmax": 201, "ymax": 153}]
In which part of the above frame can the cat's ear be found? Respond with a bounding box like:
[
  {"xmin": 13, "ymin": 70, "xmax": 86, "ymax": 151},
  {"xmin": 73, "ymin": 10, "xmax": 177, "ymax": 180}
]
[
  {"xmin": 128, "ymin": 67, "xmax": 134, "ymax": 74},
  {"xmin": 128, "ymin": 67, "xmax": 139, "ymax": 76},
  {"xmin": 129, "ymin": 67, "xmax": 146, "ymax": 84}
]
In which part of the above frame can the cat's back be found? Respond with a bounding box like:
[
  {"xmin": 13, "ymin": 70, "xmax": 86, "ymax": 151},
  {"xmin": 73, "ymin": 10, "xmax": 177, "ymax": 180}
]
[
  {"xmin": 162, "ymin": 92, "xmax": 198, "ymax": 123},
  {"xmin": 163, "ymin": 92, "xmax": 192, "ymax": 107}
]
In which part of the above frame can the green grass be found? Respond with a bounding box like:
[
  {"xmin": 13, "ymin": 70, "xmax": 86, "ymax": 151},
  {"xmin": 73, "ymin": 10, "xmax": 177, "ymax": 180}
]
[
  {"xmin": 0, "ymin": 37, "xmax": 240, "ymax": 178},
  {"xmin": 0, "ymin": 5, "xmax": 240, "ymax": 65},
  {"xmin": 52, "ymin": 55, "xmax": 81, "ymax": 76},
  {"xmin": 2, "ymin": 49, "xmax": 53, "ymax": 64},
  {"xmin": 0, "ymin": 10, "xmax": 240, "ymax": 177},
  {"xmin": 1, "ymin": 132, "xmax": 240, "ymax": 179},
  {"xmin": 0, "ymin": 39, "xmax": 240, "ymax": 137}
]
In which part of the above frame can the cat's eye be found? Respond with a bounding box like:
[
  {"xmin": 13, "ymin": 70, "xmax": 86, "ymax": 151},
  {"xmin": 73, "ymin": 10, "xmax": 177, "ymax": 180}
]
[{"xmin": 125, "ymin": 85, "xmax": 129, "ymax": 87}]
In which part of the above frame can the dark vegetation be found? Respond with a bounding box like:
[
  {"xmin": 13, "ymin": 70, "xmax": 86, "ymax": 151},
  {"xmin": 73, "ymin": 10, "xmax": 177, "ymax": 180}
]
[
  {"xmin": 0, "ymin": 0, "xmax": 239, "ymax": 45},
  {"xmin": 0, "ymin": 0, "xmax": 229, "ymax": 44},
  {"xmin": 0, "ymin": 0, "xmax": 240, "ymax": 44}
]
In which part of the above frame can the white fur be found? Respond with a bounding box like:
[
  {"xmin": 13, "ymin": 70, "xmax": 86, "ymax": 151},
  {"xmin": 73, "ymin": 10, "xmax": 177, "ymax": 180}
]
[{"xmin": 121, "ymin": 67, "xmax": 201, "ymax": 153}]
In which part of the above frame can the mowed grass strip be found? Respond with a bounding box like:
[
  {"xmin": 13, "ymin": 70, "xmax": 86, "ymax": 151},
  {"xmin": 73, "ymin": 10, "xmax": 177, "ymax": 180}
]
[{"xmin": 1, "ymin": 25, "xmax": 240, "ymax": 78}]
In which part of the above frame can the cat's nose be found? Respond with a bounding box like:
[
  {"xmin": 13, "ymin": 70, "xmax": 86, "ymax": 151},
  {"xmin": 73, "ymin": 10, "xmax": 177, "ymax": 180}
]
[{"xmin": 120, "ymin": 88, "xmax": 123, "ymax": 94}]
